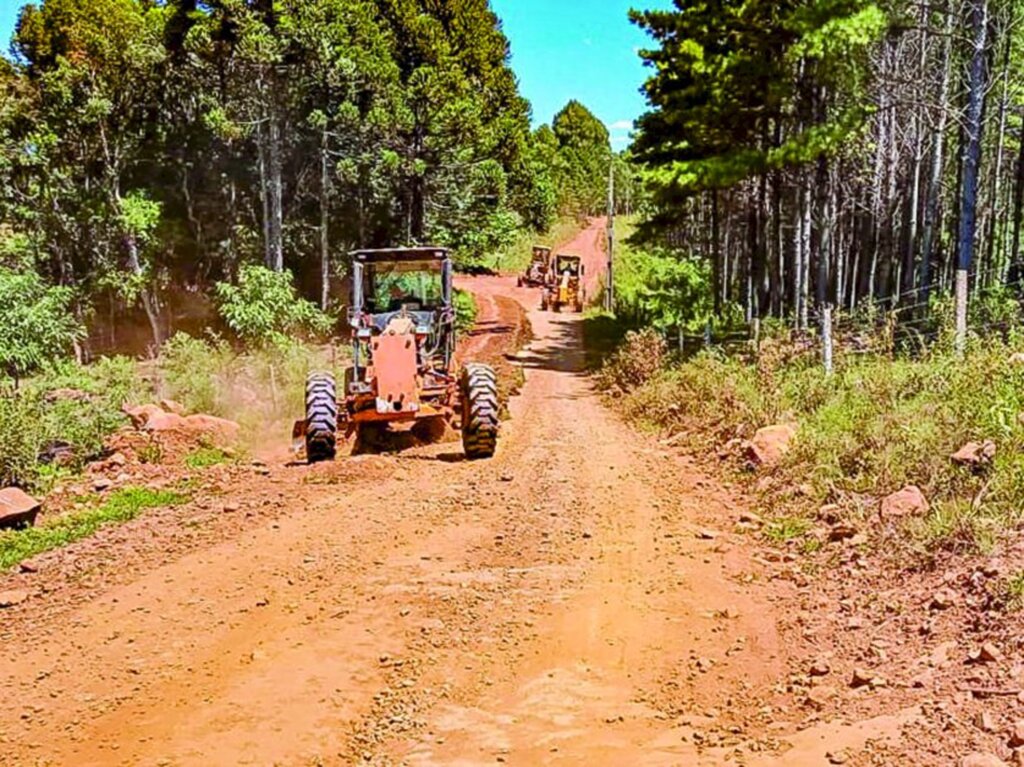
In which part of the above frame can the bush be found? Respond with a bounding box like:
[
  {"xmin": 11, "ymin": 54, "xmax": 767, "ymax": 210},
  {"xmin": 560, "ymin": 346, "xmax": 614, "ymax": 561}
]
[
  {"xmin": 0, "ymin": 268, "xmax": 85, "ymax": 385},
  {"xmin": 454, "ymin": 289, "xmax": 478, "ymax": 336},
  {"xmin": 0, "ymin": 356, "xmax": 150, "ymax": 489},
  {"xmin": 595, "ymin": 328, "xmax": 668, "ymax": 393},
  {"xmin": 215, "ymin": 265, "xmax": 334, "ymax": 347},
  {"xmin": 159, "ymin": 332, "xmax": 234, "ymax": 416}
]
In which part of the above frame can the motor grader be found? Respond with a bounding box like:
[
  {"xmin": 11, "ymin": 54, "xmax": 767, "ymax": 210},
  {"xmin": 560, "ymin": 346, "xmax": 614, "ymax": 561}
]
[
  {"xmin": 541, "ymin": 254, "xmax": 585, "ymax": 313},
  {"xmin": 517, "ymin": 245, "xmax": 552, "ymax": 288},
  {"xmin": 296, "ymin": 248, "xmax": 499, "ymax": 462}
]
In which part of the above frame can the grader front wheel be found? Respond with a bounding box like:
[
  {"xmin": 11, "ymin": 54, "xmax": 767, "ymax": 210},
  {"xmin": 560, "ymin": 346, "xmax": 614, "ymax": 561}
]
[
  {"xmin": 460, "ymin": 364, "xmax": 499, "ymax": 460},
  {"xmin": 305, "ymin": 373, "xmax": 338, "ymax": 463}
]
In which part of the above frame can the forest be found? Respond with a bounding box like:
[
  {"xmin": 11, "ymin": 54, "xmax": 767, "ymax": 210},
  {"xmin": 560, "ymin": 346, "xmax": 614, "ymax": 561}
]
[
  {"xmin": 623, "ymin": 0, "xmax": 1024, "ymax": 346},
  {"xmin": 0, "ymin": 0, "xmax": 622, "ymax": 366}
]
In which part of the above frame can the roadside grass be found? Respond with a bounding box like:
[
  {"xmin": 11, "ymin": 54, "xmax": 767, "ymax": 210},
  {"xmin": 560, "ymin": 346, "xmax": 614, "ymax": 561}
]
[
  {"xmin": 591, "ymin": 324, "xmax": 1024, "ymax": 559},
  {"xmin": 183, "ymin": 446, "xmax": 233, "ymax": 470},
  {"xmin": 0, "ymin": 487, "xmax": 186, "ymax": 570},
  {"xmin": 0, "ymin": 356, "xmax": 151, "ymax": 492}
]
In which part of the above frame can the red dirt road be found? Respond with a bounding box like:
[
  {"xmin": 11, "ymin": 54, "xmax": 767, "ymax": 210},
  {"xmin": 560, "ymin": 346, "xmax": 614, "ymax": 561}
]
[{"xmin": 0, "ymin": 220, "xmax": 912, "ymax": 766}]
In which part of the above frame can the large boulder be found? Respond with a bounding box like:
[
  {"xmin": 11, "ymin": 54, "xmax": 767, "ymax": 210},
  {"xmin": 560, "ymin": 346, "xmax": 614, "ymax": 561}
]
[
  {"xmin": 880, "ymin": 485, "xmax": 929, "ymax": 518},
  {"xmin": 126, "ymin": 404, "xmax": 239, "ymax": 446},
  {"xmin": 124, "ymin": 404, "xmax": 166, "ymax": 430},
  {"xmin": 951, "ymin": 441, "xmax": 996, "ymax": 468},
  {"xmin": 746, "ymin": 424, "xmax": 797, "ymax": 468},
  {"xmin": 183, "ymin": 414, "xmax": 240, "ymax": 444},
  {"xmin": 0, "ymin": 488, "xmax": 40, "ymax": 530}
]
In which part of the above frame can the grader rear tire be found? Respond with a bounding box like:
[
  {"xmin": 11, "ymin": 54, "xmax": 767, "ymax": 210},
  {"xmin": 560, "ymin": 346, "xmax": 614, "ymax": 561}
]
[
  {"xmin": 460, "ymin": 364, "xmax": 499, "ymax": 460},
  {"xmin": 305, "ymin": 373, "xmax": 338, "ymax": 463}
]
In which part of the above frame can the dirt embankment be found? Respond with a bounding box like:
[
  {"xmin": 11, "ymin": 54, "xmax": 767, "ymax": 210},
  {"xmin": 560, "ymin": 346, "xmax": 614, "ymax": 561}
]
[{"xmin": 0, "ymin": 218, "xmax": 1002, "ymax": 767}]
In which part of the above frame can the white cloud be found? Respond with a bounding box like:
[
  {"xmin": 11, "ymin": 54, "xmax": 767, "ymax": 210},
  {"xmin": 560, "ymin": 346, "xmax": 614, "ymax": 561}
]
[
  {"xmin": 609, "ymin": 119, "xmax": 634, "ymax": 131},
  {"xmin": 611, "ymin": 136, "xmax": 631, "ymax": 149}
]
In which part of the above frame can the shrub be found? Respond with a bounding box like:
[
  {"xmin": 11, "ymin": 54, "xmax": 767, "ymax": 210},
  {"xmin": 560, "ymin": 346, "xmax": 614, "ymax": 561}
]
[
  {"xmin": 595, "ymin": 328, "xmax": 668, "ymax": 393},
  {"xmin": 0, "ymin": 356, "xmax": 150, "ymax": 489},
  {"xmin": 215, "ymin": 265, "xmax": 334, "ymax": 347},
  {"xmin": 0, "ymin": 268, "xmax": 84, "ymax": 385},
  {"xmin": 454, "ymin": 289, "xmax": 478, "ymax": 336}
]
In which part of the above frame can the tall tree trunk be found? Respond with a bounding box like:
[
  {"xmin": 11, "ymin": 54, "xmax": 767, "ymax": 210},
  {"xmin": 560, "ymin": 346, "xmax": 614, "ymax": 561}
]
[
  {"xmin": 125, "ymin": 234, "xmax": 162, "ymax": 353},
  {"xmin": 904, "ymin": 4, "xmax": 930, "ymax": 299},
  {"xmin": 320, "ymin": 123, "xmax": 331, "ymax": 310},
  {"xmin": 956, "ymin": 0, "xmax": 990, "ymax": 355},
  {"xmin": 1008, "ymin": 112, "xmax": 1024, "ymax": 288},
  {"xmin": 712, "ymin": 190, "xmax": 722, "ymax": 317},
  {"xmin": 921, "ymin": 6, "xmax": 955, "ymax": 307},
  {"xmin": 985, "ymin": 29, "xmax": 1012, "ymax": 283},
  {"xmin": 266, "ymin": 107, "xmax": 284, "ymax": 271}
]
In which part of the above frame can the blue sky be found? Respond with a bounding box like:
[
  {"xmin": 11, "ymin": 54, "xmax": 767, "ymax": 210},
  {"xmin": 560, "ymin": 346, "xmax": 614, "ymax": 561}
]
[
  {"xmin": 491, "ymin": 0, "xmax": 672, "ymax": 147},
  {"xmin": 0, "ymin": 0, "xmax": 669, "ymax": 148}
]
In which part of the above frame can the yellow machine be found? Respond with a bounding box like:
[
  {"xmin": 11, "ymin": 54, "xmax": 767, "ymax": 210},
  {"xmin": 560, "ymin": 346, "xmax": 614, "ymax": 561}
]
[{"xmin": 541, "ymin": 254, "xmax": 585, "ymax": 313}]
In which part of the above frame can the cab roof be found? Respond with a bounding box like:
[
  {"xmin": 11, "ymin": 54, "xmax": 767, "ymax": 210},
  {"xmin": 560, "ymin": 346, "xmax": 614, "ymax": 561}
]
[{"xmin": 350, "ymin": 247, "xmax": 449, "ymax": 263}]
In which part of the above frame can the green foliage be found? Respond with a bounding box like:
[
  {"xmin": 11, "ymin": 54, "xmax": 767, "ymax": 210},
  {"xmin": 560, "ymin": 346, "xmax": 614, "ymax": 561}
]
[
  {"xmin": 0, "ymin": 487, "xmax": 185, "ymax": 571},
  {"xmin": 184, "ymin": 446, "xmax": 231, "ymax": 470},
  {"xmin": 0, "ymin": 355, "xmax": 146, "ymax": 489},
  {"xmin": 158, "ymin": 333, "xmax": 233, "ymax": 416},
  {"xmin": 453, "ymin": 289, "xmax": 478, "ymax": 336},
  {"xmin": 0, "ymin": 269, "xmax": 84, "ymax": 383},
  {"xmin": 215, "ymin": 265, "xmax": 334, "ymax": 347},
  {"xmin": 1, "ymin": 0, "xmax": 582, "ymax": 339},
  {"xmin": 631, "ymin": 1, "xmax": 888, "ymax": 196}
]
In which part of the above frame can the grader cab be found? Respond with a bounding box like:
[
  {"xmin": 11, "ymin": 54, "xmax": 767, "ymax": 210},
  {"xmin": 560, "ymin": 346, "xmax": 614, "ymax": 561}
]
[
  {"xmin": 542, "ymin": 254, "xmax": 585, "ymax": 313},
  {"xmin": 297, "ymin": 248, "xmax": 499, "ymax": 462},
  {"xmin": 517, "ymin": 245, "xmax": 552, "ymax": 288}
]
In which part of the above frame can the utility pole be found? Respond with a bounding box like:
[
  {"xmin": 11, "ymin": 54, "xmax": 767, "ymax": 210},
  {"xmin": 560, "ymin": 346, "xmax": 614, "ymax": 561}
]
[
  {"xmin": 956, "ymin": 0, "xmax": 989, "ymax": 357},
  {"xmin": 606, "ymin": 161, "xmax": 615, "ymax": 313}
]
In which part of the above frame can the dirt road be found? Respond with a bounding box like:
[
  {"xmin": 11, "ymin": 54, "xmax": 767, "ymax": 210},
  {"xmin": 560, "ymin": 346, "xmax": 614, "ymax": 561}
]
[{"xmin": 0, "ymin": 220, "xmax": 912, "ymax": 766}]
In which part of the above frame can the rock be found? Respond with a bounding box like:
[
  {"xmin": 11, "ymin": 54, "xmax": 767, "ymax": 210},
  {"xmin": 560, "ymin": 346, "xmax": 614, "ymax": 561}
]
[
  {"xmin": 1010, "ymin": 721, "xmax": 1024, "ymax": 749},
  {"xmin": 1011, "ymin": 353, "xmax": 1024, "ymax": 366},
  {"xmin": 809, "ymin": 658, "xmax": 832, "ymax": 677},
  {"xmin": 881, "ymin": 485, "xmax": 929, "ymax": 518},
  {"xmin": 0, "ymin": 590, "xmax": 29, "ymax": 608},
  {"xmin": 828, "ymin": 523, "xmax": 859, "ymax": 543},
  {"xmin": 952, "ymin": 441, "xmax": 997, "ymax": 468},
  {"xmin": 975, "ymin": 712, "xmax": 997, "ymax": 733},
  {"xmin": 222, "ymin": 503, "xmax": 240, "ymax": 513},
  {"xmin": 746, "ymin": 424, "xmax": 797, "ymax": 468},
  {"xmin": 968, "ymin": 643, "xmax": 1004, "ymax": 665},
  {"xmin": 930, "ymin": 640, "xmax": 958, "ymax": 667},
  {"xmin": 144, "ymin": 411, "xmax": 187, "ymax": 432},
  {"xmin": 44, "ymin": 387, "xmax": 89, "ymax": 403},
  {"xmin": 92, "ymin": 478, "xmax": 113, "ymax": 492},
  {"xmin": 851, "ymin": 668, "xmax": 874, "ymax": 688},
  {"xmin": 961, "ymin": 755, "xmax": 1008, "ymax": 767},
  {"xmin": 160, "ymin": 399, "xmax": 187, "ymax": 416},
  {"xmin": 182, "ymin": 415, "xmax": 240, "ymax": 444},
  {"xmin": 805, "ymin": 685, "xmax": 837, "ymax": 710},
  {"xmin": 696, "ymin": 529, "xmax": 718, "ymax": 540},
  {"xmin": 124, "ymin": 404, "xmax": 165, "ymax": 429},
  {"xmin": 738, "ymin": 511, "xmax": 763, "ymax": 526},
  {"xmin": 0, "ymin": 488, "xmax": 41, "ymax": 530},
  {"xmin": 930, "ymin": 589, "xmax": 956, "ymax": 611}
]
